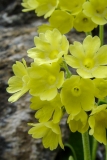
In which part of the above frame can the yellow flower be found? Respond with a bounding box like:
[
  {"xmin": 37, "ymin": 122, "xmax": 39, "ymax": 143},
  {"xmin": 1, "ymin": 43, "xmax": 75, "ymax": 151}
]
[
  {"xmin": 68, "ymin": 109, "xmax": 89, "ymax": 133},
  {"xmin": 89, "ymin": 104, "xmax": 107, "ymax": 144},
  {"xmin": 93, "ymin": 78, "xmax": 107, "ymax": 99},
  {"xmin": 83, "ymin": 0, "xmax": 107, "ymax": 25},
  {"xmin": 30, "ymin": 94, "xmax": 63, "ymax": 123},
  {"xmin": 28, "ymin": 121, "xmax": 64, "ymax": 150},
  {"xmin": 7, "ymin": 59, "xmax": 29, "ymax": 102},
  {"xmin": 65, "ymin": 35, "xmax": 107, "ymax": 78},
  {"xmin": 22, "ymin": 0, "xmax": 59, "ymax": 18},
  {"xmin": 49, "ymin": 10, "xmax": 74, "ymax": 34},
  {"xmin": 61, "ymin": 75, "xmax": 95, "ymax": 115},
  {"xmin": 74, "ymin": 11, "xmax": 97, "ymax": 32},
  {"xmin": 27, "ymin": 29, "xmax": 69, "ymax": 64},
  {"xmin": 28, "ymin": 62, "xmax": 64, "ymax": 101},
  {"xmin": 59, "ymin": 0, "xmax": 85, "ymax": 15}
]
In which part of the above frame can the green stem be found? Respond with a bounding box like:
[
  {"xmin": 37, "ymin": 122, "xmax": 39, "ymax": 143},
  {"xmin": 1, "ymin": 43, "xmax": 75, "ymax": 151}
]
[
  {"xmin": 85, "ymin": 32, "xmax": 92, "ymax": 36},
  {"xmin": 82, "ymin": 132, "xmax": 91, "ymax": 160},
  {"xmin": 92, "ymin": 138, "xmax": 98, "ymax": 160},
  {"xmin": 99, "ymin": 25, "xmax": 104, "ymax": 46},
  {"xmin": 63, "ymin": 61, "xmax": 72, "ymax": 78},
  {"xmin": 105, "ymin": 145, "xmax": 107, "ymax": 160}
]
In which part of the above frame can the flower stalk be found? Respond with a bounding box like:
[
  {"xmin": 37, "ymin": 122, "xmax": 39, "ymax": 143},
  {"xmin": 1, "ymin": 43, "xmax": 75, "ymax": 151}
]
[
  {"xmin": 63, "ymin": 61, "xmax": 72, "ymax": 78},
  {"xmin": 82, "ymin": 132, "xmax": 91, "ymax": 160},
  {"xmin": 92, "ymin": 138, "xmax": 98, "ymax": 160}
]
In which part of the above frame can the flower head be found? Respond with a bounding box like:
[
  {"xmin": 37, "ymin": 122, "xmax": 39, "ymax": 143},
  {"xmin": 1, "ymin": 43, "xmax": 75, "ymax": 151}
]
[
  {"xmin": 65, "ymin": 35, "xmax": 107, "ymax": 78},
  {"xmin": 27, "ymin": 29, "xmax": 69, "ymax": 64},
  {"xmin": 68, "ymin": 109, "xmax": 89, "ymax": 133},
  {"xmin": 89, "ymin": 104, "xmax": 107, "ymax": 144},
  {"xmin": 74, "ymin": 11, "xmax": 97, "ymax": 32},
  {"xmin": 30, "ymin": 94, "xmax": 63, "ymax": 123},
  {"xmin": 28, "ymin": 62, "xmax": 64, "ymax": 101},
  {"xmin": 22, "ymin": 0, "xmax": 59, "ymax": 18},
  {"xmin": 83, "ymin": 0, "xmax": 107, "ymax": 25},
  {"xmin": 61, "ymin": 75, "xmax": 95, "ymax": 115},
  {"xmin": 28, "ymin": 121, "xmax": 64, "ymax": 150},
  {"xmin": 7, "ymin": 59, "xmax": 29, "ymax": 102}
]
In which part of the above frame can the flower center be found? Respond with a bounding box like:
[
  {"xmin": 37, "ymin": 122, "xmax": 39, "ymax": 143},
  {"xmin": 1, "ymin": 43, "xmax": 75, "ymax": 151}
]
[
  {"xmin": 49, "ymin": 50, "xmax": 58, "ymax": 59},
  {"xmin": 83, "ymin": 18, "xmax": 88, "ymax": 23},
  {"xmin": 96, "ymin": 9, "xmax": 104, "ymax": 14},
  {"xmin": 71, "ymin": 86, "xmax": 81, "ymax": 97},
  {"xmin": 48, "ymin": 75, "xmax": 56, "ymax": 85},
  {"xmin": 83, "ymin": 58, "xmax": 94, "ymax": 69}
]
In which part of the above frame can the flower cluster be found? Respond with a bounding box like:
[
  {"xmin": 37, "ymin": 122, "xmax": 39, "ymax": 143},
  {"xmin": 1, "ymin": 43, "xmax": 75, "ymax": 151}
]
[
  {"xmin": 6, "ymin": 0, "xmax": 107, "ymax": 152},
  {"xmin": 21, "ymin": 0, "xmax": 107, "ymax": 33},
  {"xmin": 7, "ymin": 26, "xmax": 107, "ymax": 149}
]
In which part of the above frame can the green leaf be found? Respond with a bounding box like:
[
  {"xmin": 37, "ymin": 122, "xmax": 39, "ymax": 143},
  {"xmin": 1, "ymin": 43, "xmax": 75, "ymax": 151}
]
[
  {"xmin": 68, "ymin": 131, "xmax": 84, "ymax": 160},
  {"xmin": 55, "ymin": 131, "xmax": 92, "ymax": 160},
  {"xmin": 55, "ymin": 144, "xmax": 75, "ymax": 160}
]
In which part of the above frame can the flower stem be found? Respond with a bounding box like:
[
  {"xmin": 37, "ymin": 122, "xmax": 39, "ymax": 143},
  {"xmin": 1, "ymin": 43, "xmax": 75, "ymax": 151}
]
[
  {"xmin": 64, "ymin": 143, "xmax": 77, "ymax": 160},
  {"xmin": 82, "ymin": 131, "xmax": 91, "ymax": 160},
  {"xmin": 92, "ymin": 138, "xmax": 98, "ymax": 160},
  {"xmin": 99, "ymin": 25, "xmax": 104, "ymax": 46},
  {"xmin": 63, "ymin": 61, "xmax": 72, "ymax": 78}
]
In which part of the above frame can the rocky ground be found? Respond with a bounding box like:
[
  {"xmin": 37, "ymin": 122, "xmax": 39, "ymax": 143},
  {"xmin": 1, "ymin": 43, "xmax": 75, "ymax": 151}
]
[
  {"xmin": 0, "ymin": 0, "xmax": 106, "ymax": 160},
  {"xmin": 0, "ymin": 1, "xmax": 71, "ymax": 160}
]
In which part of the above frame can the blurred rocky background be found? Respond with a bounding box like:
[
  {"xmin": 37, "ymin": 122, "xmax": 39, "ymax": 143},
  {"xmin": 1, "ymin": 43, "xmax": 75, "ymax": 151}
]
[
  {"xmin": 0, "ymin": 0, "xmax": 71, "ymax": 159},
  {"xmin": 0, "ymin": 0, "xmax": 106, "ymax": 160}
]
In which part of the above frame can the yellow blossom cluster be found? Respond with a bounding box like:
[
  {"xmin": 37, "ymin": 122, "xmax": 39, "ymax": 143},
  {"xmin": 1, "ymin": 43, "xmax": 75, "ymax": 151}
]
[
  {"xmin": 7, "ymin": 27, "xmax": 107, "ymax": 149},
  {"xmin": 21, "ymin": 0, "xmax": 107, "ymax": 33}
]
